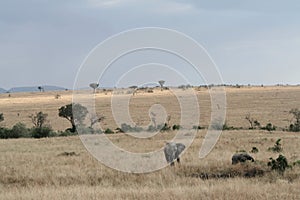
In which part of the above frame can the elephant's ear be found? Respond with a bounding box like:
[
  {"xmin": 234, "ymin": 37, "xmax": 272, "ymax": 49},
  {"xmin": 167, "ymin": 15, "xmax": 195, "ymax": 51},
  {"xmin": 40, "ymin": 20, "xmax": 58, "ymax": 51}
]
[{"xmin": 176, "ymin": 143, "xmax": 186, "ymax": 155}]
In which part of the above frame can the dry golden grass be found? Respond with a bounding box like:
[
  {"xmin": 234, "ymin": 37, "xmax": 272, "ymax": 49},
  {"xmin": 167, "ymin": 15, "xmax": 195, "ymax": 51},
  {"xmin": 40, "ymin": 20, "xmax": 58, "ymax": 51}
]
[
  {"xmin": 0, "ymin": 86, "xmax": 300, "ymax": 199},
  {"xmin": 0, "ymin": 131, "xmax": 299, "ymax": 199}
]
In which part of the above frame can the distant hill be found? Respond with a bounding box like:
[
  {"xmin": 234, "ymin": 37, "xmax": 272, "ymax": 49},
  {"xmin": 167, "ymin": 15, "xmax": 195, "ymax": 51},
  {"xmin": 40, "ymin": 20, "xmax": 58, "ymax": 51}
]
[
  {"xmin": 7, "ymin": 85, "xmax": 68, "ymax": 93},
  {"xmin": 0, "ymin": 88, "xmax": 7, "ymax": 93}
]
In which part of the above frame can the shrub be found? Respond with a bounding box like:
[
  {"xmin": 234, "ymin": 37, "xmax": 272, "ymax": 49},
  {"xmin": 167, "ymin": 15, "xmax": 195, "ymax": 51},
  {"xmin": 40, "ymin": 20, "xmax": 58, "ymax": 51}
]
[
  {"xmin": 268, "ymin": 154, "xmax": 289, "ymax": 174},
  {"xmin": 289, "ymin": 108, "xmax": 300, "ymax": 132},
  {"xmin": 159, "ymin": 123, "xmax": 171, "ymax": 132},
  {"xmin": 11, "ymin": 122, "xmax": 30, "ymax": 138},
  {"xmin": 0, "ymin": 113, "xmax": 4, "ymax": 123},
  {"xmin": 31, "ymin": 127, "xmax": 54, "ymax": 138},
  {"xmin": 192, "ymin": 125, "xmax": 203, "ymax": 130},
  {"xmin": 104, "ymin": 128, "xmax": 114, "ymax": 134},
  {"xmin": 250, "ymin": 147, "xmax": 259, "ymax": 153},
  {"xmin": 261, "ymin": 123, "xmax": 276, "ymax": 132},
  {"xmin": 172, "ymin": 124, "xmax": 181, "ymax": 130},
  {"xmin": 58, "ymin": 130, "xmax": 77, "ymax": 137},
  {"xmin": 0, "ymin": 127, "xmax": 10, "ymax": 139},
  {"xmin": 268, "ymin": 139, "xmax": 283, "ymax": 153}
]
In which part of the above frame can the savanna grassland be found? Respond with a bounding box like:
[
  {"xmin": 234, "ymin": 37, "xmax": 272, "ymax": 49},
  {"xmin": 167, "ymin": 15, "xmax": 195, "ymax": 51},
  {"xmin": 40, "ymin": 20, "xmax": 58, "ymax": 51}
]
[{"xmin": 0, "ymin": 86, "xmax": 300, "ymax": 199}]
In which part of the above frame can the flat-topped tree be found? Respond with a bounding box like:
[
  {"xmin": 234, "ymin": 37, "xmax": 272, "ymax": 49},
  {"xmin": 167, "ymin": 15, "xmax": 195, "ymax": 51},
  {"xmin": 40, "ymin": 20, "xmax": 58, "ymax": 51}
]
[
  {"xmin": 58, "ymin": 103, "xmax": 88, "ymax": 132},
  {"xmin": 38, "ymin": 86, "xmax": 44, "ymax": 92},
  {"xmin": 89, "ymin": 83, "xmax": 99, "ymax": 93},
  {"xmin": 158, "ymin": 80, "xmax": 165, "ymax": 91}
]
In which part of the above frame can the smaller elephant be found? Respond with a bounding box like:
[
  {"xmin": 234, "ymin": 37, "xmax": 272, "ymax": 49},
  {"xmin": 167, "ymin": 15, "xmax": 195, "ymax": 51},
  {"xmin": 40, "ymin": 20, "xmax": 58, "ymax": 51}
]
[
  {"xmin": 232, "ymin": 153, "xmax": 254, "ymax": 164},
  {"xmin": 164, "ymin": 142, "xmax": 185, "ymax": 166}
]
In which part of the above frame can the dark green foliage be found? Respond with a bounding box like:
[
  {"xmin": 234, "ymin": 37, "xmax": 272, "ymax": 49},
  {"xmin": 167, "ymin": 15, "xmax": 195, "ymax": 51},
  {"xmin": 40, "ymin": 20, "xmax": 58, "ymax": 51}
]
[
  {"xmin": 58, "ymin": 103, "xmax": 88, "ymax": 132},
  {"xmin": 172, "ymin": 124, "xmax": 181, "ymax": 130},
  {"xmin": 159, "ymin": 123, "xmax": 171, "ymax": 131},
  {"xmin": 31, "ymin": 127, "xmax": 54, "ymax": 138},
  {"xmin": 11, "ymin": 122, "xmax": 30, "ymax": 138},
  {"xmin": 289, "ymin": 108, "xmax": 300, "ymax": 132},
  {"xmin": 0, "ymin": 127, "xmax": 10, "ymax": 139},
  {"xmin": 268, "ymin": 154, "xmax": 289, "ymax": 174},
  {"xmin": 268, "ymin": 139, "xmax": 283, "ymax": 153},
  {"xmin": 57, "ymin": 130, "xmax": 77, "ymax": 137},
  {"xmin": 0, "ymin": 113, "xmax": 4, "ymax": 123},
  {"xmin": 250, "ymin": 147, "xmax": 259, "ymax": 153},
  {"xmin": 192, "ymin": 125, "xmax": 203, "ymax": 130},
  {"xmin": 261, "ymin": 123, "xmax": 276, "ymax": 132},
  {"xmin": 289, "ymin": 124, "xmax": 300, "ymax": 132},
  {"xmin": 104, "ymin": 128, "xmax": 114, "ymax": 134},
  {"xmin": 0, "ymin": 123, "xmax": 30, "ymax": 139}
]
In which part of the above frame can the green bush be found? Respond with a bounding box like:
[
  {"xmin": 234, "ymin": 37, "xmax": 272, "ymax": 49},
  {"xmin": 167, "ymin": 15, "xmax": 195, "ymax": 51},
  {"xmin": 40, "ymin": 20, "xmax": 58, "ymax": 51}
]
[
  {"xmin": 250, "ymin": 147, "xmax": 259, "ymax": 153},
  {"xmin": 268, "ymin": 154, "xmax": 289, "ymax": 174},
  {"xmin": 11, "ymin": 122, "xmax": 30, "ymax": 138},
  {"xmin": 172, "ymin": 124, "xmax": 181, "ymax": 130},
  {"xmin": 159, "ymin": 123, "xmax": 171, "ymax": 132},
  {"xmin": 58, "ymin": 130, "xmax": 76, "ymax": 137},
  {"xmin": 0, "ymin": 127, "xmax": 10, "ymax": 139},
  {"xmin": 31, "ymin": 127, "xmax": 54, "ymax": 138},
  {"xmin": 261, "ymin": 123, "xmax": 276, "ymax": 131},
  {"xmin": 104, "ymin": 128, "xmax": 114, "ymax": 134}
]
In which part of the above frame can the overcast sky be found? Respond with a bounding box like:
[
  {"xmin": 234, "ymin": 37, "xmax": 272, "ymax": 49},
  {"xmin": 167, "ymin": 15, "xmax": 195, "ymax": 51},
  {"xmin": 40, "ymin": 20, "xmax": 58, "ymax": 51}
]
[{"xmin": 0, "ymin": 0, "xmax": 299, "ymax": 89}]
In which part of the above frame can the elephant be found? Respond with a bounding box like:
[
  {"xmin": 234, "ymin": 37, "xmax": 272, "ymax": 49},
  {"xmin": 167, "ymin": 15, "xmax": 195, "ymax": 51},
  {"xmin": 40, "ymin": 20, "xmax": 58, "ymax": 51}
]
[
  {"xmin": 164, "ymin": 142, "xmax": 186, "ymax": 166},
  {"xmin": 232, "ymin": 153, "xmax": 254, "ymax": 164}
]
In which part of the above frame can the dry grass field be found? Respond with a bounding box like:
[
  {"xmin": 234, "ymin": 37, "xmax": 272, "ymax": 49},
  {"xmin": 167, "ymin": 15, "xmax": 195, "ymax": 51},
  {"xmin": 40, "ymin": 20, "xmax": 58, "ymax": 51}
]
[{"xmin": 0, "ymin": 86, "xmax": 300, "ymax": 199}]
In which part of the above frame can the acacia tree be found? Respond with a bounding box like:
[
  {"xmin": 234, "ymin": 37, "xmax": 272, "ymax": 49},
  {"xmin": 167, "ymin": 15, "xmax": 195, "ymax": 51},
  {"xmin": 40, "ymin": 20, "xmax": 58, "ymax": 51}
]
[
  {"xmin": 89, "ymin": 83, "xmax": 99, "ymax": 93},
  {"xmin": 58, "ymin": 103, "xmax": 88, "ymax": 132},
  {"xmin": 38, "ymin": 86, "xmax": 44, "ymax": 92},
  {"xmin": 158, "ymin": 80, "xmax": 165, "ymax": 91},
  {"xmin": 29, "ymin": 111, "xmax": 48, "ymax": 128}
]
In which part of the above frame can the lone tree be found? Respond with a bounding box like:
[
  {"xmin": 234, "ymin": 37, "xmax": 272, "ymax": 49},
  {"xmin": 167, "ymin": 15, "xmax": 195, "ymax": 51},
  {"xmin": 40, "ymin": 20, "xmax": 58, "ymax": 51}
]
[
  {"xmin": 29, "ymin": 111, "xmax": 48, "ymax": 128},
  {"xmin": 245, "ymin": 113, "xmax": 260, "ymax": 129},
  {"xmin": 58, "ymin": 103, "xmax": 88, "ymax": 132},
  {"xmin": 158, "ymin": 80, "xmax": 165, "ymax": 91},
  {"xmin": 89, "ymin": 83, "xmax": 99, "ymax": 93},
  {"xmin": 38, "ymin": 86, "xmax": 44, "ymax": 92}
]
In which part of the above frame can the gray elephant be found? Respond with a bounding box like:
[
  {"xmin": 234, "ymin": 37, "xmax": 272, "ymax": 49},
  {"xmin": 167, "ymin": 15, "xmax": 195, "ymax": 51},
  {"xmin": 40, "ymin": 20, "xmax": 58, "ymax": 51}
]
[
  {"xmin": 164, "ymin": 142, "xmax": 186, "ymax": 166},
  {"xmin": 232, "ymin": 153, "xmax": 254, "ymax": 164}
]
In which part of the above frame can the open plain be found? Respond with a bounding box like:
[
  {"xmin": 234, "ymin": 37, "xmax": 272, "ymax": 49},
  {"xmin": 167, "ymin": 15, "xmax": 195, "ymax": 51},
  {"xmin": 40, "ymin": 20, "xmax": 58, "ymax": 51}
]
[{"xmin": 0, "ymin": 86, "xmax": 299, "ymax": 199}]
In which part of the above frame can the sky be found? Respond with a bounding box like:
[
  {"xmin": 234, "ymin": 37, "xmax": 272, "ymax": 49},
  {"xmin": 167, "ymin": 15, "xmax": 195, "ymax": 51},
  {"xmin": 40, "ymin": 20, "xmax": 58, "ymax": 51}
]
[{"xmin": 0, "ymin": 0, "xmax": 300, "ymax": 89}]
